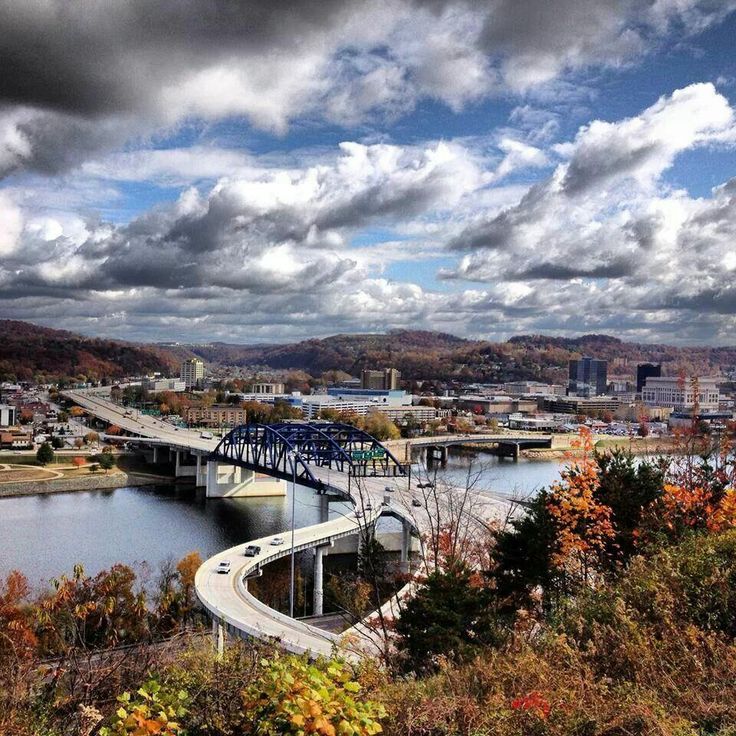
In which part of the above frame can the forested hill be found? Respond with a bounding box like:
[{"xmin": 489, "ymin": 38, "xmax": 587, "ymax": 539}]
[
  {"xmin": 175, "ymin": 330, "xmax": 473, "ymax": 376},
  {"xmin": 3, "ymin": 320, "xmax": 736, "ymax": 384},
  {"xmin": 0, "ymin": 320, "xmax": 178, "ymax": 383},
  {"xmin": 169, "ymin": 330, "xmax": 736, "ymax": 384}
]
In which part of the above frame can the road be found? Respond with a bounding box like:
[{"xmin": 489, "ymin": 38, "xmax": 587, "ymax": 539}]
[{"xmin": 63, "ymin": 388, "xmax": 515, "ymax": 659}]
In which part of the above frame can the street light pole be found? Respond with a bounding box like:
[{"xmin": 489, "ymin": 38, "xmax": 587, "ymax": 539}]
[{"xmin": 289, "ymin": 450, "xmax": 298, "ymax": 618}]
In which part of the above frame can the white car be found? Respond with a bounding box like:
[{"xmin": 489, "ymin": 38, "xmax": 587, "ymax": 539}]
[
  {"xmin": 270, "ymin": 536, "xmax": 285, "ymax": 546},
  {"xmin": 216, "ymin": 560, "xmax": 231, "ymax": 574}
]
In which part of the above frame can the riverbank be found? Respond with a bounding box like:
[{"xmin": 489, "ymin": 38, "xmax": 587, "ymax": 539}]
[
  {"xmin": 0, "ymin": 470, "xmax": 174, "ymax": 499},
  {"xmin": 522, "ymin": 435, "xmax": 680, "ymax": 460}
]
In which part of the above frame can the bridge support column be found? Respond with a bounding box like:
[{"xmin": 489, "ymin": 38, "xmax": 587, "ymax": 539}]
[
  {"xmin": 212, "ymin": 617, "xmax": 224, "ymax": 657},
  {"xmin": 318, "ymin": 493, "xmax": 329, "ymax": 523},
  {"xmin": 427, "ymin": 445, "xmax": 448, "ymax": 468},
  {"xmin": 206, "ymin": 461, "xmax": 286, "ymax": 498},
  {"xmin": 313, "ymin": 546, "xmax": 325, "ymax": 616},
  {"xmin": 152, "ymin": 446, "xmax": 159, "ymax": 463},
  {"xmin": 400, "ymin": 519, "xmax": 412, "ymax": 573},
  {"xmin": 195, "ymin": 455, "xmax": 207, "ymax": 487},
  {"xmin": 175, "ymin": 450, "xmax": 198, "ymax": 478}
]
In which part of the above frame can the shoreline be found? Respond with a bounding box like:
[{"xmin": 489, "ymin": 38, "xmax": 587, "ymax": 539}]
[
  {"xmin": 522, "ymin": 439, "xmax": 682, "ymax": 461},
  {"xmin": 0, "ymin": 470, "xmax": 176, "ymax": 499}
]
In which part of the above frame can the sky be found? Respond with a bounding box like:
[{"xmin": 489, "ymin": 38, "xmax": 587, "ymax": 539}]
[{"xmin": 1, "ymin": 1, "xmax": 736, "ymax": 345}]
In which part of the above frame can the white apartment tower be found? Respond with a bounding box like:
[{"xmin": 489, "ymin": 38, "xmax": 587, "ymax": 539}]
[{"xmin": 181, "ymin": 358, "xmax": 205, "ymax": 389}]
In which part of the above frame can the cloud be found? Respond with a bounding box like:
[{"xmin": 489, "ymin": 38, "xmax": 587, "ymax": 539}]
[
  {"xmin": 0, "ymin": 139, "xmax": 481, "ymax": 305},
  {"xmin": 1, "ymin": 0, "xmax": 734, "ymax": 177},
  {"xmin": 0, "ymin": 191, "xmax": 22, "ymax": 255},
  {"xmin": 446, "ymin": 84, "xmax": 735, "ymax": 283}
]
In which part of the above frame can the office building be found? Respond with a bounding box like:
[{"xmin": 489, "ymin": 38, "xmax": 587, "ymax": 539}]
[
  {"xmin": 642, "ymin": 376, "xmax": 719, "ymax": 412},
  {"xmin": 185, "ymin": 404, "xmax": 247, "ymax": 428},
  {"xmin": 501, "ymin": 381, "xmax": 565, "ymax": 396},
  {"xmin": 543, "ymin": 396, "xmax": 620, "ymax": 415},
  {"xmin": 361, "ymin": 368, "xmax": 400, "ymax": 391},
  {"xmin": 142, "ymin": 377, "xmax": 186, "ymax": 393},
  {"xmin": 568, "ymin": 357, "xmax": 608, "ymax": 396},
  {"xmin": 0, "ymin": 404, "xmax": 17, "ymax": 426},
  {"xmin": 251, "ymin": 382, "xmax": 285, "ymax": 395},
  {"xmin": 636, "ymin": 363, "xmax": 661, "ymax": 393},
  {"xmin": 181, "ymin": 358, "xmax": 205, "ymax": 389}
]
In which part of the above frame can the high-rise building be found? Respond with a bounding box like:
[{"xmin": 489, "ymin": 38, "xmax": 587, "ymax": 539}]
[
  {"xmin": 384, "ymin": 368, "xmax": 400, "ymax": 391},
  {"xmin": 568, "ymin": 356, "xmax": 608, "ymax": 397},
  {"xmin": 361, "ymin": 368, "xmax": 401, "ymax": 391},
  {"xmin": 180, "ymin": 358, "xmax": 205, "ymax": 389},
  {"xmin": 636, "ymin": 363, "xmax": 661, "ymax": 393}
]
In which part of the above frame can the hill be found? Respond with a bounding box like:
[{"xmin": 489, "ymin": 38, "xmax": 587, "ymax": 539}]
[
  {"xmin": 166, "ymin": 330, "xmax": 736, "ymax": 384},
  {"xmin": 0, "ymin": 320, "xmax": 178, "ymax": 383},
  {"xmin": 3, "ymin": 320, "xmax": 736, "ymax": 385},
  {"xmin": 169, "ymin": 330, "xmax": 475, "ymax": 378}
]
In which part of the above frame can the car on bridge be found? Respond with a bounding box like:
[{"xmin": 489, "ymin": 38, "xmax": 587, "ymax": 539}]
[
  {"xmin": 216, "ymin": 560, "xmax": 231, "ymax": 574},
  {"xmin": 270, "ymin": 536, "xmax": 285, "ymax": 546},
  {"xmin": 243, "ymin": 545, "xmax": 261, "ymax": 557}
]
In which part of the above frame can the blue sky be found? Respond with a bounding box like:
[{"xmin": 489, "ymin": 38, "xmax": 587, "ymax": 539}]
[{"xmin": 1, "ymin": 0, "xmax": 736, "ymax": 345}]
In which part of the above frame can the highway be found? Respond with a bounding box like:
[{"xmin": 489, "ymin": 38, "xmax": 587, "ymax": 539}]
[
  {"xmin": 61, "ymin": 388, "xmax": 217, "ymax": 453},
  {"xmin": 62, "ymin": 388, "xmax": 515, "ymax": 659}
]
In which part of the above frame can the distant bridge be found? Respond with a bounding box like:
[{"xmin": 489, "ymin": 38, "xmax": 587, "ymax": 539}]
[{"xmin": 388, "ymin": 432, "xmax": 554, "ymax": 463}]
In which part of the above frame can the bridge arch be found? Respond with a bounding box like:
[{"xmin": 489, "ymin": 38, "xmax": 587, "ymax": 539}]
[{"xmin": 209, "ymin": 421, "xmax": 408, "ymax": 490}]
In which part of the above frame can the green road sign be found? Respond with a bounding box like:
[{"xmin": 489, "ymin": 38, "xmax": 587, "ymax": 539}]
[{"xmin": 351, "ymin": 448, "xmax": 387, "ymax": 461}]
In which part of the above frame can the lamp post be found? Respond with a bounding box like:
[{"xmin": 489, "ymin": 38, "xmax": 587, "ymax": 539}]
[{"xmin": 288, "ymin": 449, "xmax": 298, "ymax": 618}]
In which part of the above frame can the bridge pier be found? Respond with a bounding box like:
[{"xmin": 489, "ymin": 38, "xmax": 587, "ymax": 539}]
[
  {"xmin": 426, "ymin": 445, "xmax": 448, "ymax": 468},
  {"xmin": 195, "ymin": 455, "xmax": 207, "ymax": 487},
  {"xmin": 175, "ymin": 450, "xmax": 198, "ymax": 478},
  {"xmin": 496, "ymin": 442, "xmax": 520, "ymax": 461},
  {"xmin": 206, "ymin": 461, "xmax": 286, "ymax": 498},
  {"xmin": 400, "ymin": 519, "xmax": 412, "ymax": 573},
  {"xmin": 318, "ymin": 493, "xmax": 329, "ymax": 523},
  {"xmin": 152, "ymin": 445, "xmax": 159, "ymax": 464},
  {"xmin": 313, "ymin": 546, "xmax": 325, "ymax": 616},
  {"xmin": 212, "ymin": 617, "xmax": 224, "ymax": 657}
]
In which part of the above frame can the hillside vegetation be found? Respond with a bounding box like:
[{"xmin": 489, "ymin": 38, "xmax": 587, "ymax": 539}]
[
  {"xmin": 0, "ymin": 320, "xmax": 178, "ymax": 383},
  {"xmin": 4, "ymin": 319, "xmax": 736, "ymax": 384},
  {"xmin": 173, "ymin": 330, "xmax": 736, "ymax": 383}
]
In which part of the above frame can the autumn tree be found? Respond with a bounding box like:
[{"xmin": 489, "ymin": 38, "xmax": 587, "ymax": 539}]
[
  {"xmin": 545, "ymin": 428, "xmax": 615, "ymax": 586},
  {"xmin": 72, "ymin": 456, "xmax": 86, "ymax": 469},
  {"xmin": 0, "ymin": 571, "xmax": 38, "ymax": 731}
]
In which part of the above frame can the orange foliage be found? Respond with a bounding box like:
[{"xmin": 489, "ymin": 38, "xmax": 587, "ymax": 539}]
[
  {"xmin": 72, "ymin": 456, "xmax": 86, "ymax": 468},
  {"xmin": 660, "ymin": 484, "xmax": 736, "ymax": 534},
  {"xmin": 546, "ymin": 427, "xmax": 615, "ymax": 578},
  {"xmin": 0, "ymin": 570, "xmax": 37, "ymax": 657},
  {"xmin": 511, "ymin": 691, "xmax": 551, "ymax": 720}
]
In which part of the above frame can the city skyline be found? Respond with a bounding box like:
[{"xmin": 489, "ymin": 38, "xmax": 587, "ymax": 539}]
[{"xmin": 1, "ymin": 1, "xmax": 736, "ymax": 345}]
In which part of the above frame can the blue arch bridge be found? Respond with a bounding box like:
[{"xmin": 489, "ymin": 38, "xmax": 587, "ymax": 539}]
[{"xmin": 204, "ymin": 421, "xmax": 410, "ymax": 498}]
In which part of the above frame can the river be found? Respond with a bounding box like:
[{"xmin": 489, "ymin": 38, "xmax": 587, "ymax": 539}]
[{"xmin": 0, "ymin": 451, "xmax": 566, "ymax": 587}]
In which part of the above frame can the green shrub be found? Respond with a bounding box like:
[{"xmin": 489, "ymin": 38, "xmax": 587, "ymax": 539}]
[{"xmin": 241, "ymin": 653, "xmax": 385, "ymax": 736}]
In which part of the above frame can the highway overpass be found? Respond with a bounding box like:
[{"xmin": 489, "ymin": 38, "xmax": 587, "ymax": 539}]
[{"xmin": 62, "ymin": 389, "xmax": 518, "ymax": 658}]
